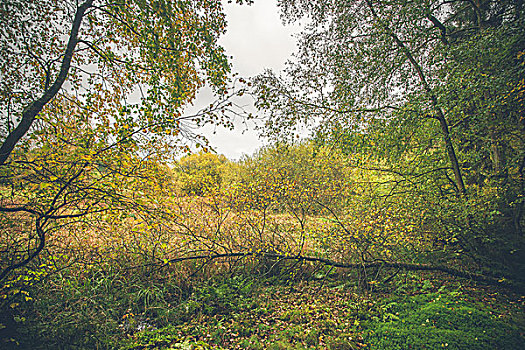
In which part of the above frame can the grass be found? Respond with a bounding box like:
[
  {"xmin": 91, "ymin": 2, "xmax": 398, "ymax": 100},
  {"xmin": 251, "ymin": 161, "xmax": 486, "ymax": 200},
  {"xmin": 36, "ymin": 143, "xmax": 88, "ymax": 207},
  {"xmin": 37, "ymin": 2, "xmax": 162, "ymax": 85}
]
[
  {"xmin": 1, "ymin": 261, "xmax": 524, "ymax": 349},
  {"xmin": 115, "ymin": 275, "xmax": 523, "ymax": 350}
]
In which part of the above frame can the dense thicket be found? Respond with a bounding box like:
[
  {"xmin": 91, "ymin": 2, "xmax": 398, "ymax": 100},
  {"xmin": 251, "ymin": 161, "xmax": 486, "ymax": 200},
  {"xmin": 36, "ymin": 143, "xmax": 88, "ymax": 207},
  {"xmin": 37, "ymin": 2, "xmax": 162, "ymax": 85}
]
[
  {"xmin": 1, "ymin": 1, "xmax": 524, "ymax": 348},
  {"xmin": 0, "ymin": 0, "xmax": 250, "ymax": 282},
  {"xmin": 254, "ymin": 0, "xmax": 525, "ymax": 280}
]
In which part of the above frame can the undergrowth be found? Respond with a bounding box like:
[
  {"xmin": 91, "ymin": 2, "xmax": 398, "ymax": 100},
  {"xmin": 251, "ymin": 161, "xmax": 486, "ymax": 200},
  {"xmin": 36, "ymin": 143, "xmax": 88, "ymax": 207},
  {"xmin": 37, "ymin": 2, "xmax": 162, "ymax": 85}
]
[{"xmin": 1, "ymin": 265, "xmax": 524, "ymax": 350}]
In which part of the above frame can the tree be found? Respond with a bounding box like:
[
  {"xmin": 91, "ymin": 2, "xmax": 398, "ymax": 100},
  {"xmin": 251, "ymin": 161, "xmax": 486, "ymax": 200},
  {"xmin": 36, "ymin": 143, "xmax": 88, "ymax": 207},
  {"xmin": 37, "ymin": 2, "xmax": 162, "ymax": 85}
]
[
  {"xmin": 0, "ymin": 94, "xmax": 167, "ymax": 282},
  {"xmin": 176, "ymin": 152, "xmax": 228, "ymax": 196},
  {"xmin": 0, "ymin": 0, "xmax": 250, "ymax": 282},
  {"xmin": 0, "ymin": 0, "xmax": 248, "ymax": 164},
  {"xmin": 253, "ymin": 0, "xmax": 525, "ymax": 278},
  {"xmin": 255, "ymin": 0, "xmax": 523, "ymax": 194}
]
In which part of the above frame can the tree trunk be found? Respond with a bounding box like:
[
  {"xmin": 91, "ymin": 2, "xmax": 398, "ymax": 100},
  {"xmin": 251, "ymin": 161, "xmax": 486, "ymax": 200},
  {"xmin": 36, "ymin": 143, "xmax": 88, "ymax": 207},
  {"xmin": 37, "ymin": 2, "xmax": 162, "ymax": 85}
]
[
  {"xmin": 0, "ymin": 0, "xmax": 93, "ymax": 166},
  {"xmin": 365, "ymin": 0, "xmax": 466, "ymax": 195}
]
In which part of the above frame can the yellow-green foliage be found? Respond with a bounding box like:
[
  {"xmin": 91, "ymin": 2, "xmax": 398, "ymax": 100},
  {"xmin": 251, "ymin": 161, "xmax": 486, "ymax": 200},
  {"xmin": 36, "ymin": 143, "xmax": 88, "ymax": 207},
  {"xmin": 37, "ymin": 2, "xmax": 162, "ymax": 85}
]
[
  {"xmin": 227, "ymin": 142, "xmax": 353, "ymax": 213},
  {"xmin": 175, "ymin": 152, "xmax": 228, "ymax": 196}
]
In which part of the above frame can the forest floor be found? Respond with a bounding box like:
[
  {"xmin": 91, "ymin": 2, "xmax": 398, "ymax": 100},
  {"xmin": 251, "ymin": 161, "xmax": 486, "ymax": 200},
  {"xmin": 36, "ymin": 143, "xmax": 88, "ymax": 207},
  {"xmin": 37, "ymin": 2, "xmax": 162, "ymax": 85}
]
[
  {"xmin": 117, "ymin": 273, "xmax": 524, "ymax": 350},
  {"xmin": 2, "ymin": 266, "xmax": 524, "ymax": 349}
]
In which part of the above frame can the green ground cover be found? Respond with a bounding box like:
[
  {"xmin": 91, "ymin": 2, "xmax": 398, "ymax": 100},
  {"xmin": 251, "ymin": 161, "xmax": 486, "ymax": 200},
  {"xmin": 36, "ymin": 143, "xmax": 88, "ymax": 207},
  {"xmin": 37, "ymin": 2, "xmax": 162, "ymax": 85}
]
[{"xmin": 112, "ymin": 276, "xmax": 524, "ymax": 350}]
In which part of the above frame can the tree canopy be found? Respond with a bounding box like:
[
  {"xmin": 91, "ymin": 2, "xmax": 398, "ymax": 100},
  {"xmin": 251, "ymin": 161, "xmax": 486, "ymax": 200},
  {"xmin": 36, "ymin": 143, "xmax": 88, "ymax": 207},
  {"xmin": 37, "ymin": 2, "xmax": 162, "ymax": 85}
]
[
  {"xmin": 255, "ymin": 0, "xmax": 524, "ymax": 194},
  {"xmin": 0, "ymin": 0, "xmax": 247, "ymax": 165},
  {"xmin": 1, "ymin": 1, "xmax": 525, "ymax": 348},
  {"xmin": 254, "ymin": 0, "xmax": 525, "ymax": 277},
  {"xmin": 0, "ymin": 0, "xmax": 248, "ymax": 281}
]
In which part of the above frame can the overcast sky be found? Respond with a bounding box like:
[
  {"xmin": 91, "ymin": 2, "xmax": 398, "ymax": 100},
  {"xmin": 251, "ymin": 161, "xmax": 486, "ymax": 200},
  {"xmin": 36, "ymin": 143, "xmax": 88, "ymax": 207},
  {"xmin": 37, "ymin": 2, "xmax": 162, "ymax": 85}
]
[{"xmin": 185, "ymin": 1, "xmax": 302, "ymax": 160}]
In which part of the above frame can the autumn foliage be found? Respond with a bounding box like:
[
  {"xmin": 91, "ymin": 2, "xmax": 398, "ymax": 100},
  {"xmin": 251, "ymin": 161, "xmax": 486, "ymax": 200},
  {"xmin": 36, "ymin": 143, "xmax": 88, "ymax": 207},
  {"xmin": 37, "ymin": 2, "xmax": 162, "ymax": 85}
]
[{"xmin": 1, "ymin": 0, "xmax": 525, "ymax": 349}]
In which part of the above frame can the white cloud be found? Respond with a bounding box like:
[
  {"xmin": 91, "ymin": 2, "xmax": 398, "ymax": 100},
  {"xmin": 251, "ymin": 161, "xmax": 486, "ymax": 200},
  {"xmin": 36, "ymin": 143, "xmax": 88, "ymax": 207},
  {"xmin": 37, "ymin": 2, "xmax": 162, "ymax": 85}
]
[
  {"xmin": 220, "ymin": 1, "xmax": 301, "ymax": 76},
  {"xmin": 185, "ymin": 1, "xmax": 302, "ymax": 160}
]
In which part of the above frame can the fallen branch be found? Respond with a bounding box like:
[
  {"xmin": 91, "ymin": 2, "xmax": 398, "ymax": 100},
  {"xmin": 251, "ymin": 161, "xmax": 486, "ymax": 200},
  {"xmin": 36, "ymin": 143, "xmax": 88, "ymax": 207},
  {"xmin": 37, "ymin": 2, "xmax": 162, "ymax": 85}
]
[{"xmin": 153, "ymin": 252, "xmax": 522, "ymax": 292}]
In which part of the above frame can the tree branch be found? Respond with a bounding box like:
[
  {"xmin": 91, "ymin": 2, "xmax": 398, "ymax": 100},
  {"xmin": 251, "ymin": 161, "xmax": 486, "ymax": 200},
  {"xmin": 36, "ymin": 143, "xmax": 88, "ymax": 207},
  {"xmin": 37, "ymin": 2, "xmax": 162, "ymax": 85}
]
[
  {"xmin": 0, "ymin": 217, "xmax": 47, "ymax": 282},
  {"xmin": 365, "ymin": 0, "xmax": 466, "ymax": 195},
  {"xmin": 427, "ymin": 14, "xmax": 449, "ymax": 45},
  {"xmin": 0, "ymin": 0, "xmax": 93, "ymax": 166},
  {"xmin": 145, "ymin": 251, "xmax": 522, "ymax": 292}
]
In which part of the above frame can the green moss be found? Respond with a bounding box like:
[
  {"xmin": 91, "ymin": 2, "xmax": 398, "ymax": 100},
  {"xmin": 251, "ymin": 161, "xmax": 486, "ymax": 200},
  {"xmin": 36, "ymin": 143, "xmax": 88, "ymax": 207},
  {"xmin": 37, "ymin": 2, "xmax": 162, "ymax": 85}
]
[{"xmin": 364, "ymin": 291, "xmax": 524, "ymax": 350}]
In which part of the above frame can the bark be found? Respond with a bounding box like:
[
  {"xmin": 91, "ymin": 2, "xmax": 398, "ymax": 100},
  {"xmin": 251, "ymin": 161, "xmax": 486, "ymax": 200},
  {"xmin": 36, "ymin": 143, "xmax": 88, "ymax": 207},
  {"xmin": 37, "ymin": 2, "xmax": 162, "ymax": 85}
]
[
  {"xmin": 427, "ymin": 14, "xmax": 449, "ymax": 45},
  {"xmin": 436, "ymin": 112, "xmax": 466, "ymax": 194},
  {"xmin": 0, "ymin": 0, "xmax": 93, "ymax": 166}
]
